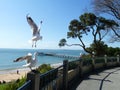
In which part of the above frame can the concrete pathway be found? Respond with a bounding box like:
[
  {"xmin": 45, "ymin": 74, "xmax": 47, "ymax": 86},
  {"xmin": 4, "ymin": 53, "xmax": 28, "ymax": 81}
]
[{"xmin": 76, "ymin": 67, "xmax": 120, "ymax": 90}]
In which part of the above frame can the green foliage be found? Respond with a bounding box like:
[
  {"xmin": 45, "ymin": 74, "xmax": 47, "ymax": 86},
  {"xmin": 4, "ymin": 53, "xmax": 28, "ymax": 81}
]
[
  {"xmin": 37, "ymin": 64, "xmax": 53, "ymax": 74},
  {"xmin": 106, "ymin": 47, "xmax": 120, "ymax": 56},
  {"xmin": 82, "ymin": 58, "xmax": 92, "ymax": 66},
  {"xmin": 0, "ymin": 84, "xmax": 7, "ymax": 90},
  {"xmin": 0, "ymin": 76, "xmax": 26, "ymax": 90},
  {"xmin": 68, "ymin": 61, "xmax": 78, "ymax": 70},
  {"xmin": 94, "ymin": 57, "xmax": 105, "ymax": 63},
  {"xmin": 58, "ymin": 38, "xmax": 67, "ymax": 47},
  {"xmin": 68, "ymin": 19, "xmax": 88, "ymax": 38},
  {"xmin": 80, "ymin": 54, "xmax": 92, "ymax": 58},
  {"xmin": 87, "ymin": 41, "xmax": 120, "ymax": 56},
  {"xmin": 80, "ymin": 13, "xmax": 97, "ymax": 26},
  {"xmin": 87, "ymin": 41, "xmax": 108, "ymax": 56},
  {"xmin": 68, "ymin": 19, "xmax": 86, "ymax": 33}
]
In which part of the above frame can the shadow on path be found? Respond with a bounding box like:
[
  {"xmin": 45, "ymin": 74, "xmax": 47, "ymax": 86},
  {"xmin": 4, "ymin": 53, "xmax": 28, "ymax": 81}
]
[
  {"xmin": 99, "ymin": 68, "xmax": 120, "ymax": 90},
  {"xmin": 69, "ymin": 67, "xmax": 120, "ymax": 90}
]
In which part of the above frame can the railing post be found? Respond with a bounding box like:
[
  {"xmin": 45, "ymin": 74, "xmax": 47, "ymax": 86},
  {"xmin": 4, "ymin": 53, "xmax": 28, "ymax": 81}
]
[
  {"xmin": 63, "ymin": 60, "xmax": 68, "ymax": 90},
  {"xmin": 117, "ymin": 55, "xmax": 120, "ymax": 66},
  {"xmin": 104, "ymin": 54, "xmax": 107, "ymax": 68},
  {"xmin": 92, "ymin": 53, "xmax": 95, "ymax": 70},
  {"xmin": 104, "ymin": 55, "xmax": 107, "ymax": 64},
  {"xmin": 79, "ymin": 58, "xmax": 83, "ymax": 77},
  {"xmin": 117, "ymin": 55, "xmax": 119, "ymax": 63},
  {"xmin": 27, "ymin": 70, "xmax": 40, "ymax": 90}
]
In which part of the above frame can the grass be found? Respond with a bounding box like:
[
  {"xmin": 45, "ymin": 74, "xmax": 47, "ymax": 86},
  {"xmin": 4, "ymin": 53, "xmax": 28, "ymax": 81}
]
[{"xmin": 0, "ymin": 76, "xmax": 26, "ymax": 90}]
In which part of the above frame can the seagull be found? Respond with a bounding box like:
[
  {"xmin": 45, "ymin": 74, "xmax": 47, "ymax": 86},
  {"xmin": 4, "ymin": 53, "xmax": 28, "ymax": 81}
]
[
  {"xmin": 26, "ymin": 14, "xmax": 43, "ymax": 47},
  {"xmin": 13, "ymin": 52, "xmax": 38, "ymax": 70}
]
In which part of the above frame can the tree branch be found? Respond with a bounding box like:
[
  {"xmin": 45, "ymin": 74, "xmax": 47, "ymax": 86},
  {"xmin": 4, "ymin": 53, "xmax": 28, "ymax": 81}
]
[
  {"xmin": 65, "ymin": 43, "xmax": 83, "ymax": 47},
  {"xmin": 112, "ymin": 27, "xmax": 120, "ymax": 37},
  {"xmin": 102, "ymin": 1, "xmax": 120, "ymax": 20},
  {"xmin": 101, "ymin": 30, "xmax": 109, "ymax": 40}
]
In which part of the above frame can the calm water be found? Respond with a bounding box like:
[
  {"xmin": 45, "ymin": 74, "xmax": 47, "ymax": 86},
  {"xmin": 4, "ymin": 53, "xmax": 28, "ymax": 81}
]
[{"xmin": 0, "ymin": 48, "xmax": 83, "ymax": 70}]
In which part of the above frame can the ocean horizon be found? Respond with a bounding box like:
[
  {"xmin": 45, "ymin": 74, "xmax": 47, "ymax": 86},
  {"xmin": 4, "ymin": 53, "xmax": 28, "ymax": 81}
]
[{"xmin": 0, "ymin": 48, "xmax": 84, "ymax": 71}]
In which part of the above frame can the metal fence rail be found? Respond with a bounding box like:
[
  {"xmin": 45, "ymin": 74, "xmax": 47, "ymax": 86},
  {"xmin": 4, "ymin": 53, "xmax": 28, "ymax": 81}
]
[
  {"xmin": 39, "ymin": 65, "xmax": 63, "ymax": 89},
  {"xmin": 17, "ymin": 55, "xmax": 120, "ymax": 90},
  {"xmin": 17, "ymin": 80, "xmax": 31, "ymax": 90}
]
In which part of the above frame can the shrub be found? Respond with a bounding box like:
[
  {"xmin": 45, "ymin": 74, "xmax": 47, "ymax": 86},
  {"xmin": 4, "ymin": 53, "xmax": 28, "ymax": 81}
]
[
  {"xmin": 0, "ymin": 76, "xmax": 26, "ymax": 90},
  {"xmin": 68, "ymin": 61, "xmax": 78, "ymax": 70},
  {"xmin": 36, "ymin": 64, "xmax": 53, "ymax": 73}
]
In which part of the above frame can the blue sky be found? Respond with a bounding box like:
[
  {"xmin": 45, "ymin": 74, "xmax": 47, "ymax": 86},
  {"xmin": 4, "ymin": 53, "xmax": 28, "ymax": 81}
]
[{"xmin": 0, "ymin": 0, "xmax": 118, "ymax": 50}]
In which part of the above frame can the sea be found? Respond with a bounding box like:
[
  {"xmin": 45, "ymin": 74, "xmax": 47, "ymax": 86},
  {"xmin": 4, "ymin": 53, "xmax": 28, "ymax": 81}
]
[{"xmin": 0, "ymin": 48, "xmax": 84, "ymax": 71}]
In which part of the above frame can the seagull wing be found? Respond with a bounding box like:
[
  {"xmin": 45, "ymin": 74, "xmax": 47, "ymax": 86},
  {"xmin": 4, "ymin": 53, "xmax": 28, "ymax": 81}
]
[
  {"xmin": 38, "ymin": 21, "xmax": 43, "ymax": 30},
  {"xmin": 26, "ymin": 14, "xmax": 38, "ymax": 36},
  {"xmin": 13, "ymin": 55, "xmax": 31, "ymax": 62}
]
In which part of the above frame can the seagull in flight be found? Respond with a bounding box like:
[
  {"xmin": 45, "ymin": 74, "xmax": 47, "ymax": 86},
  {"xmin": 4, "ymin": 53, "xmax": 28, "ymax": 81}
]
[
  {"xmin": 13, "ymin": 52, "xmax": 38, "ymax": 70},
  {"xmin": 26, "ymin": 14, "xmax": 43, "ymax": 47}
]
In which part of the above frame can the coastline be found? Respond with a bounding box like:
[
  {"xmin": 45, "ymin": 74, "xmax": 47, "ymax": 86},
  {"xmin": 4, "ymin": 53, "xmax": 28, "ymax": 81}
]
[
  {"xmin": 0, "ymin": 63, "xmax": 63, "ymax": 83},
  {"xmin": 0, "ymin": 68, "xmax": 30, "ymax": 82}
]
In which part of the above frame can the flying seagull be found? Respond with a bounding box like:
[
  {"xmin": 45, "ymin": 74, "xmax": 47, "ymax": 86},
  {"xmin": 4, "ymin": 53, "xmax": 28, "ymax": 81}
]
[
  {"xmin": 13, "ymin": 52, "xmax": 38, "ymax": 70},
  {"xmin": 26, "ymin": 14, "xmax": 43, "ymax": 47}
]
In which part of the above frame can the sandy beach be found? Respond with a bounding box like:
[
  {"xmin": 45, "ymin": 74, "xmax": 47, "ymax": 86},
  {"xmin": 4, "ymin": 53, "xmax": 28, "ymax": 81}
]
[
  {"xmin": 0, "ymin": 68, "xmax": 30, "ymax": 82},
  {"xmin": 0, "ymin": 64, "xmax": 62, "ymax": 83}
]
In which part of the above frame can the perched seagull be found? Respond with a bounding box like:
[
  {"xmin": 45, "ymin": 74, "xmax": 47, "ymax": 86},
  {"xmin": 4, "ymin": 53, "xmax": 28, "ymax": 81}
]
[
  {"xmin": 13, "ymin": 52, "xmax": 38, "ymax": 70},
  {"xmin": 26, "ymin": 14, "xmax": 43, "ymax": 47}
]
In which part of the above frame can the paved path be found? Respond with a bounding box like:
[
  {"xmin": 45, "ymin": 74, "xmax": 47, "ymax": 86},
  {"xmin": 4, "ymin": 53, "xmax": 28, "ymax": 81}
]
[{"xmin": 76, "ymin": 67, "xmax": 120, "ymax": 90}]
